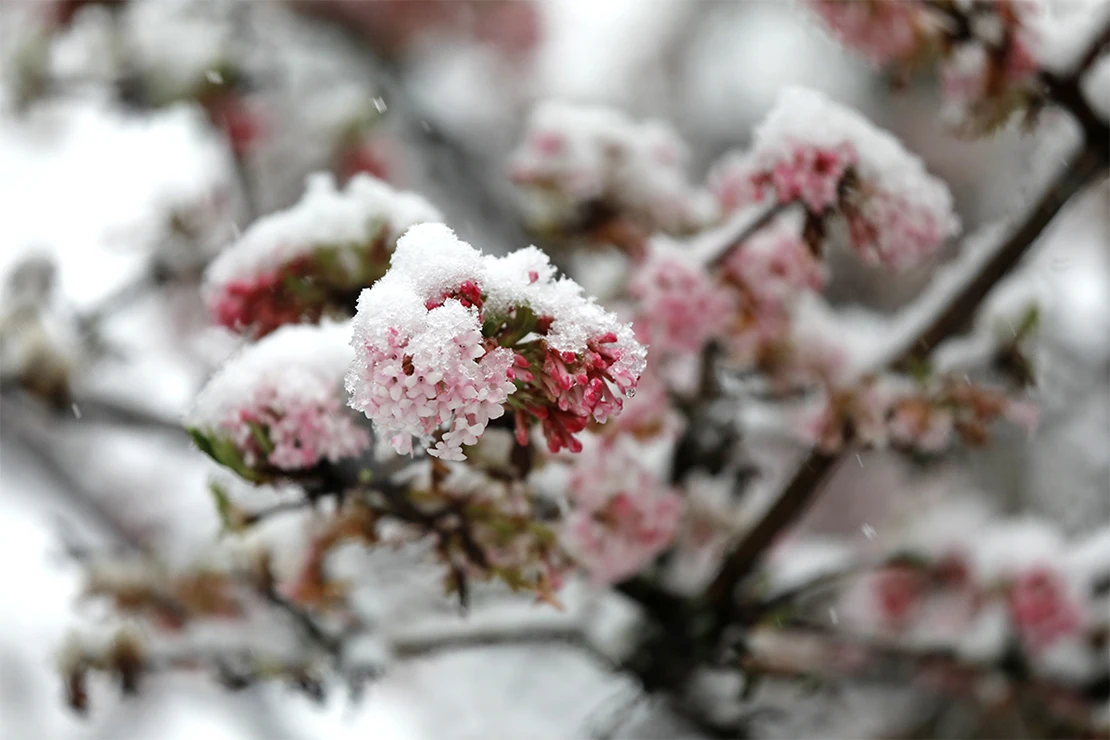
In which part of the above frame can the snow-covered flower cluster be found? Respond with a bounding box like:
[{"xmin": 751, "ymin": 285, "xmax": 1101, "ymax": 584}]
[
  {"xmin": 628, "ymin": 245, "xmax": 737, "ymax": 358},
  {"xmin": 560, "ymin": 438, "xmax": 684, "ymax": 584},
  {"xmin": 718, "ymin": 216, "xmax": 831, "ymax": 369},
  {"xmin": 187, "ymin": 322, "xmax": 370, "ymax": 481},
  {"xmin": 509, "ymin": 100, "xmax": 716, "ymax": 252},
  {"xmin": 710, "ymin": 88, "xmax": 960, "ymax": 270},
  {"xmin": 345, "ymin": 223, "xmax": 646, "ymax": 461},
  {"xmin": 839, "ymin": 511, "xmax": 1107, "ymax": 682},
  {"xmin": 806, "ymin": 0, "xmax": 939, "ymax": 67},
  {"xmin": 808, "ymin": 0, "xmax": 1044, "ymax": 134},
  {"xmin": 626, "ymin": 214, "xmax": 830, "ymax": 384},
  {"xmin": 205, "ymin": 173, "xmax": 441, "ymax": 338},
  {"xmin": 940, "ymin": 3, "xmax": 1041, "ymax": 134}
]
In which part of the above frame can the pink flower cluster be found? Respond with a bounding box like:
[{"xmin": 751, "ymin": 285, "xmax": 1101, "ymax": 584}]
[
  {"xmin": 827, "ymin": 513, "xmax": 1094, "ymax": 662},
  {"xmin": 800, "ymin": 371, "xmax": 1038, "ymax": 454},
  {"xmin": 229, "ymin": 383, "xmax": 369, "ymax": 471},
  {"xmin": 808, "ymin": 0, "xmax": 1044, "ymax": 134},
  {"xmin": 710, "ymin": 88, "xmax": 959, "ymax": 270},
  {"xmin": 1007, "ymin": 567, "xmax": 1084, "ymax": 652},
  {"xmin": 508, "ymin": 101, "xmax": 715, "ymax": 246},
  {"xmin": 806, "ymin": 0, "xmax": 934, "ymax": 67},
  {"xmin": 560, "ymin": 440, "xmax": 684, "ymax": 584},
  {"xmin": 205, "ymin": 174, "xmax": 441, "ymax": 337},
  {"xmin": 347, "ymin": 299, "xmax": 517, "ymax": 462},
  {"xmin": 346, "ymin": 224, "xmax": 646, "ymax": 460},
  {"xmin": 724, "ymin": 218, "xmax": 829, "ymax": 302},
  {"xmin": 628, "ymin": 249, "xmax": 736, "ymax": 358},
  {"xmin": 188, "ymin": 323, "xmax": 370, "ymax": 477},
  {"xmin": 516, "ymin": 331, "xmax": 642, "ymax": 454}
]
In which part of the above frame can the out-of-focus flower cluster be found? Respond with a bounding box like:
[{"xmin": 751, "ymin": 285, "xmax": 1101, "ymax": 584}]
[
  {"xmin": 834, "ymin": 509, "xmax": 1109, "ymax": 688},
  {"xmin": 803, "ymin": 374, "xmax": 1039, "ymax": 454},
  {"xmin": 509, "ymin": 101, "xmax": 717, "ymax": 255},
  {"xmin": 711, "ymin": 88, "xmax": 960, "ymax": 270},
  {"xmin": 187, "ymin": 322, "xmax": 370, "ymax": 482},
  {"xmin": 808, "ymin": 0, "xmax": 1043, "ymax": 134},
  {"xmin": 560, "ymin": 438, "xmax": 684, "ymax": 584},
  {"xmin": 205, "ymin": 174, "xmax": 441, "ymax": 338}
]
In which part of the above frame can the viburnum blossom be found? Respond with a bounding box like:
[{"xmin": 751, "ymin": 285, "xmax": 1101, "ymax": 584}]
[
  {"xmin": 560, "ymin": 439, "xmax": 684, "ymax": 584},
  {"xmin": 809, "ymin": 0, "xmax": 1044, "ymax": 134},
  {"xmin": 871, "ymin": 565, "xmax": 926, "ymax": 629},
  {"xmin": 509, "ymin": 100, "xmax": 716, "ymax": 251},
  {"xmin": 204, "ymin": 173, "xmax": 441, "ymax": 337},
  {"xmin": 722, "ymin": 218, "xmax": 828, "ymax": 303},
  {"xmin": 806, "ymin": 0, "xmax": 938, "ymax": 67},
  {"xmin": 187, "ymin": 322, "xmax": 370, "ymax": 481},
  {"xmin": 890, "ymin": 377, "xmax": 1039, "ymax": 452},
  {"xmin": 710, "ymin": 87, "xmax": 960, "ymax": 270},
  {"xmin": 941, "ymin": 22, "xmax": 1041, "ymax": 133},
  {"xmin": 345, "ymin": 223, "xmax": 646, "ymax": 460},
  {"xmin": 628, "ymin": 246, "xmax": 736, "ymax": 358},
  {"xmin": 1007, "ymin": 566, "xmax": 1084, "ymax": 652}
]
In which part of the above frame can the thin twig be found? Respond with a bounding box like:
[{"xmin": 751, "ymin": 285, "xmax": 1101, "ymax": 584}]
[{"xmin": 708, "ymin": 201, "xmax": 794, "ymax": 269}]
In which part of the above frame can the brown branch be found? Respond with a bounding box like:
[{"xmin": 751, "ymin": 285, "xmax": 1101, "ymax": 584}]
[
  {"xmin": 1073, "ymin": 16, "xmax": 1110, "ymax": 78},
  {"xmin": 708, "ymin": 201, "xmax": 794, "ymax": 269},
  {"xmin": 705, "ymin": 451, "xmax": 841, "ymax": 611},
  {"xmin": 893, "ymin": 142, "xmax": 1108, "ymax": 368}
]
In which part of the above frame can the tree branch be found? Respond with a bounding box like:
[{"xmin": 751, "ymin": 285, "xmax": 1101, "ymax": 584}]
[{"xmin": 708, "ymin": 201, "xmax": 793, "ymax": 269}]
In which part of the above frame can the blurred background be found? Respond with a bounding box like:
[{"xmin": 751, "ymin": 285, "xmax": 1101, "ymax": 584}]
[{"xmin": 0, "ymin": 1, "xmax": 1107, "ymax": 738}]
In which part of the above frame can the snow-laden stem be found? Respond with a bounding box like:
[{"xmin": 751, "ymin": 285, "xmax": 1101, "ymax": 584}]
[
  {"xmin": 705, "ymin": 123, "xmax": 1109, "ymax": 620},
  {"xmin": 707, "ymin": 201, "xmax": 794, "ymax": 269}
]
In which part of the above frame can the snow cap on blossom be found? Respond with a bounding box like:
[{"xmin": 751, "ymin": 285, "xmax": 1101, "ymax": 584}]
[
  {"xmin": 969, "ymin": 519, "xmax": 1083, "ymax": 651},
  {"xmin": 205, "ymin": 173, "xmax": 441, "ymax": 337},
  {"xmin": 187, "ymin": 321, "xmax": 370, "ymax": 481},
  {"xmin": 345, "ymin": 223, "xmax": 646, "ymax": 461},
  {"xmin": 710, "ymin": 87, "xmax": 960, "ymax": 270},
  {"xmin": 560, "ymin": 438, "xmax": 684, "ymax": 584},
  {"xmin": 509, "ymin": 100, "xmax": 716, "ymax": 244}
]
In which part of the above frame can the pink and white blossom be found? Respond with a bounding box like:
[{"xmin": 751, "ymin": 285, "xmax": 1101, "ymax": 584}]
[
  {"xmin": 806, "ymin": 0, "xmax": 937, "ymax": 67},
  {"xmin": 1008, "ymin": 566, "xmax": 1084, "ymax": 652},
  {"xmin": 509, "ymin": 100, "xmax": 716, "ymax": 245},
  {"xmin": 188, "ymin": 322, "xmax": 370, "ymax": 477},
  {"xmin": 205, "ymin": 173, "xmax": 441, "ymax": 337},
  {"xmin": 560, "ymin": 439, "xmax": 684, "ymax": 584},
  {"xmin": 710, "ymin": 88, "xmax": 960, "ymax": 270},
  {"xmin": 346, "ymin": 223, "xmax": 646, "ymax": 459},
  {"xmin": 628, "ymin": 247, "xmax": 736, "ymax": 358}
]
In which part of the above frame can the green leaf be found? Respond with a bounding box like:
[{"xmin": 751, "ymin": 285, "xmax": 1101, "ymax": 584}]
[
  {"xmin": 208, "ymin": 480, "xmax": 237, "ymax": 533},
  {"xmin": 247, "ymin": 422, "xmax": 274, "ymax": 455},
  {"xmin": 905, "ymin": 357, "xmax": 933, "ymax": 384},
  {"xmin": 497, "ymin": 305, "xmax": 538, "ymax": 347},
  {"xmin": 189, "ymin": 427, "xmax": 265, "ymax": 483},
  {"xmin": 1015, "ymin": 304, "xmax": 1040, "ymax": 339}
]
